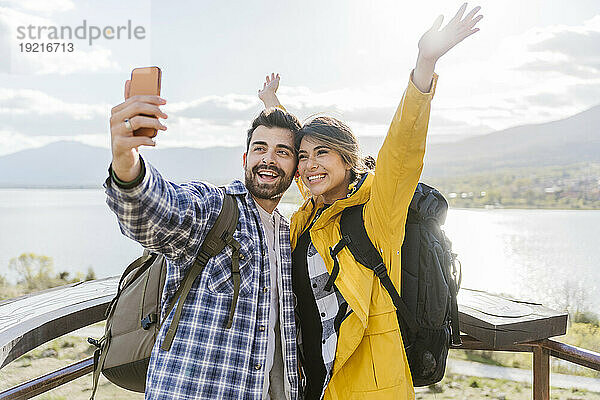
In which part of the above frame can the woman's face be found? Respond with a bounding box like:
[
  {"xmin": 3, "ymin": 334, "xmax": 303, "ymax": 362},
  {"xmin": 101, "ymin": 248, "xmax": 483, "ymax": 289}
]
[{"xmin": 297, "ymin": 136, "xmax": 352, "ymax": 204}]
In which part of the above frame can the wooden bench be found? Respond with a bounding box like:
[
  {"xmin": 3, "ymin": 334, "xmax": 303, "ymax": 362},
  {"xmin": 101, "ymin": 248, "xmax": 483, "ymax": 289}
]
[{"xmin": 457, "ymin": 288, "xmax": 568, "ymax": 347}]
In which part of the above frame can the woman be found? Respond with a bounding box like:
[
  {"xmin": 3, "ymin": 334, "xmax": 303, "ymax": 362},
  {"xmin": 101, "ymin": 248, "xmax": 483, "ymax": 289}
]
[{"xmin": 259, "ymin": 4, "xmax": 482, "ymax": 399}]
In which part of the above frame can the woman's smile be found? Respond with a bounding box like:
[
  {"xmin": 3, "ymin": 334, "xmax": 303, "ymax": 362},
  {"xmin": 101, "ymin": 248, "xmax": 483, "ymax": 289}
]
[{"xmin": 298, "ymin": 137, "xmax": 351, "ymax": 204}]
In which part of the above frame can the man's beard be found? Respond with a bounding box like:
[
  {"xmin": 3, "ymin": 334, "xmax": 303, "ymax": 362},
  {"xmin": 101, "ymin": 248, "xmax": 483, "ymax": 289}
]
[{"xmin": 245, "ymin": 164, "xmax": 293, "ymax": 200}]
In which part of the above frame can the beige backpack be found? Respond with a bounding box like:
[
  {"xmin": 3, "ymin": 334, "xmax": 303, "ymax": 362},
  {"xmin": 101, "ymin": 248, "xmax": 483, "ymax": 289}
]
[{"xmin": 89, "ymin": 194, "xmax": 239, "ymax": 398}]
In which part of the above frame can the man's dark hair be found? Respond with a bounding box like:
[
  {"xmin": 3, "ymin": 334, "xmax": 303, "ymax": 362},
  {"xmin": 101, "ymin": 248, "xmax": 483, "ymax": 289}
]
[{"xmin": 246, "ymin": 107, "xmax": 302, "ymax": 151}]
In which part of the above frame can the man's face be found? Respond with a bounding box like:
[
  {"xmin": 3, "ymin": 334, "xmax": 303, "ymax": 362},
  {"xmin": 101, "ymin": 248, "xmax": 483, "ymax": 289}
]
[{"xmin": 243, "ymin": 125, "xmax": 297, "ymax": 200}]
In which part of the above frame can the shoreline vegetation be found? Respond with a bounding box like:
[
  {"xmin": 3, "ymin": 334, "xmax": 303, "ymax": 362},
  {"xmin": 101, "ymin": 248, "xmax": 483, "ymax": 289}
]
[
  {"xmin": 0, "ymin": 253, "xmax": 96, "ymax": 301},
  {"xmin": 284, "ymin": 162, "xmax": 600, "ymax": 210},
  {"xmin": 1, "ymin": 162, "xmax": 599, "ymax": 211},
  {"xmin": 425, "ymin": 162, "xmax": 600, "ymax": 210}
]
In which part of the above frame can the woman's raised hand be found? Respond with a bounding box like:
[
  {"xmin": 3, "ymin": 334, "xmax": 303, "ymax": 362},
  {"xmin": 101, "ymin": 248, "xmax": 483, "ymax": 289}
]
[
  {"xmin": 418, "ymin": 3, "xmax": 483, "ymax": 63},
  {"xmin": 258, "ymin": 73, "xmax": 281, "ymax": 109},
  {"xmin": 258, "ymin": 73, "xmax": 280, "ymax": 99},
  {"xmin": 412, "ymin": 3, "xmax": 482, "ymax": 92}
]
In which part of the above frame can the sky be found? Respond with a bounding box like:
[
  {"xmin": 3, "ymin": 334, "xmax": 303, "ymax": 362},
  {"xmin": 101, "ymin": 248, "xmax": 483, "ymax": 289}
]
[{"xmin": 0, "ymin": 0, "xmax": 598, "ymax": 156}]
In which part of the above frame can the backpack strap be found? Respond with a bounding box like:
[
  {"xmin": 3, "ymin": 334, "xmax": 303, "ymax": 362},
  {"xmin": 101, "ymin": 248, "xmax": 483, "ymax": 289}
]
[
  {"xmin": 338, "ymin": 204, "xmax": 419, "ymax": 336},
  {"xmin": 90, "ymin": 335, "xmax": 110, "ymax": 400},
  {"xmin": 323, "ymin": 236, "xmax": 350, "ymax": 292},
  {"xmin": 161, "ymin": 193, "xmax": 239, "ymax": 351},
  {"xmin": 442, "ymin": 231, "xmax": 462, "ymax": 346}
]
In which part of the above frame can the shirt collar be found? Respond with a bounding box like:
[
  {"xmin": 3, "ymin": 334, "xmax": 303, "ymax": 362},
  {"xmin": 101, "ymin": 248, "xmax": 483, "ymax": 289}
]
[
  {"xmin": 223, "ymin": 179, "xmax": 248, "ymax": 195},
  {"xmin": 224, "ymin": 179, "xmax": 288, "ymax": 223}
]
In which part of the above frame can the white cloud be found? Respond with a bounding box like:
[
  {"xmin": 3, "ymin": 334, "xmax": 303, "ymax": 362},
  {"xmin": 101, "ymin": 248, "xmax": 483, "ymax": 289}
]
[
  {"xmin": 425, "ymin": 14, "xmax": 600, "ymax": 134},
  {"xmin": 66, "ymin": 133, "xmax": 109, "ymax": 148},
  {"xmin": 155, "ymin": 116, "xmax": 247, "ymax": 149},
  {"xmin": 0, "ymin": 6, "xmax": 53, "ymax": 29},
  {"xmin": 0, "ymin": 3, "xmax": 130, "ymax": 75},
  {"xmin": 0, "ymin": 88, "xmax": 107, "ymax": 119},
  {"xmin": 0, "ymin": 88, "xmax": 109, "ymax": 143},
  {"xmin": 16, "ymin": 46, "xmax": 120, "ymax": 75},
  {"xmin": 0, "ymin": 130, "xmax": 59, "ymax": 155},
  {"xmin": 167, "ymin": 94, "xmax": 260, "ymax": 123},
  {"xmin": 516, "ymin": 15, "xmax": 600, "ymax": 77},
  {"xmin": 1, "ymin": 12, "xmax": 599, "ymax": 156},
  {"xmin": 3, "ymin": 0, "xmax": 75, "ymax": 14},
  {"xmin": 0, "ymin": 130, "xmax": 108, "ymax": 156}
]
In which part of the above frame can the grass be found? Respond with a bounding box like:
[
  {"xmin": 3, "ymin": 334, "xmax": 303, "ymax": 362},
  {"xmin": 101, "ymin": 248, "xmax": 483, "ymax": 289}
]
[{"xmin": 416, "ymin": 374, "xmax": 600, "ymax": 399}]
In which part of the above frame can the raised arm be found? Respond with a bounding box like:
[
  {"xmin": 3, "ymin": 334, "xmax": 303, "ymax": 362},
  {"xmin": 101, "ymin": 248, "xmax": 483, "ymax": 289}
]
[
  {"xmin": 365, "ymin": 3, "xmax": 482, "ymax": 240},
  {"xmin": 110, "ymin": 79, "xmax": 167, "ymax": 181},
  {"xmin": 106, "ymin": 80, "xmax": 218, "ymax": 264},
  {"xmin": 258, "ymin": 73, "xmax": 283, "ymax": 109}
]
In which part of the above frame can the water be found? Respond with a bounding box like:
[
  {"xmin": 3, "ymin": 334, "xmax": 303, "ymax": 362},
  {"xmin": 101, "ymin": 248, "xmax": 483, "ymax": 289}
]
[
  {"xmin": 0, "ymin": 189, "xmax": 598, "ymax": 313},
  {"xmin": 0, "ymin": 189, "xmax": 141, "ymax": 281},
  {"xmin": 443, "ymin": 209, "xmax": 600, "ymax": 313}
]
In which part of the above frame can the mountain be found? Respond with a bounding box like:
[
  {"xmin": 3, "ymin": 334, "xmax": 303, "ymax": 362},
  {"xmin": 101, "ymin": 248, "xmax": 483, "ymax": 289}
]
[
  {"xmin": 0, "ymin": 104, "xmax": 598, "ymax": 187},
  {"xmin": 341, "ymin": 105, "xmax": 600, "ymax": 179},
  {"xmin": 0, "ymin": 142, "xmax": 111, "ymax": 187},
  {"xmin": 422, "ymin": 105, "xmax": 600, "ymax": 178},
  {"xmin": 0, "ymin": 142, "xmax": 244, "ymax": 188}
]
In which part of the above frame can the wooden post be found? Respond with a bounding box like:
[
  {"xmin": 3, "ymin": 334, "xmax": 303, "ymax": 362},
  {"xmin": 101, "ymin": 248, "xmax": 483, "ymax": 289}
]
[{"xmin": 533, "ymin": 345, "xmax": 550, "ymax": 400}]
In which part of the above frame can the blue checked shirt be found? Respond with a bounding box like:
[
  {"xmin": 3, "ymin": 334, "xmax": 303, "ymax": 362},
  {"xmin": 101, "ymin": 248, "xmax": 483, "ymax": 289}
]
[{"xmin": 104, "ymin": 159, "xmax": 299, "ymax": 400}]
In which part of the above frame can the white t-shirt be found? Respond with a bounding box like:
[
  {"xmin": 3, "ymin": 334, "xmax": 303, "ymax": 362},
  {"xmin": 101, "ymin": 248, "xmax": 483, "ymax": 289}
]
[{"xmin": 256, "ymin": 204, "xmax": 286, "ymax": 400}]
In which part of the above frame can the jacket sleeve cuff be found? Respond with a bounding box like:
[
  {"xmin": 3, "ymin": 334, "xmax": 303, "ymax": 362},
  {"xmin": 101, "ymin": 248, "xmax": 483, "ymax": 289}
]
[{"xmin": 407, "ymin": 70, "xmax": 438, "ymax": 99}]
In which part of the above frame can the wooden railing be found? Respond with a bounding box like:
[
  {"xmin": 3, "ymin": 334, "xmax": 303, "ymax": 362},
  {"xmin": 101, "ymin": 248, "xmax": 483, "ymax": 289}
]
[
  {"xmin": 1, "ymin": 279, "xmax": 599, "ymax": 400},
  {"xmin": 454, "ymin": 336, "xmax": 600, "ymax": 398},
  {"xmin": 0, "ymin": 277, "xmax": 117, "ymax": 369}
]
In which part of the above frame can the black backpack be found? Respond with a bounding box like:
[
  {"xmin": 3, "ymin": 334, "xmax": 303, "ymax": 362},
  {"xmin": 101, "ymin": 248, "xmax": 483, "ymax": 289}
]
[{"xmin": 330, "ymin": 182, "xmax": 461, "ymax": 386}]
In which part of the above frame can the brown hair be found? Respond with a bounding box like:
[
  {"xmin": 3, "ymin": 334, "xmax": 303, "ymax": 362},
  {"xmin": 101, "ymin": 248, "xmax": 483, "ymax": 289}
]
[
  {"xmin": 246, "ymin": 107, "xmax": 302, "ymax": 151},
  {"xmin": 297, "ymin": 116, "xmax": 375, "ymax": 183}
]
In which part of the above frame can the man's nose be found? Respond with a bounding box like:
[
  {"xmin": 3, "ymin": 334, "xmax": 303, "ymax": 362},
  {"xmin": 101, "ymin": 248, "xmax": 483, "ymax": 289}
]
[{"xmin": 261, "ymin": 149, "xmax": 277, "ymax": 165}]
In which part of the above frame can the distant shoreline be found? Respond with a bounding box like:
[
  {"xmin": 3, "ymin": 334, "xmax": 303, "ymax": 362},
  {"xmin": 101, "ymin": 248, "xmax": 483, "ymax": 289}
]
[
  {"xmin": 0, "ymin": 187, "xmax": 598, "ymax": 211},
  {"xmin": 0, "ymin": 185, "xmax": 102, "ymax": 190}
]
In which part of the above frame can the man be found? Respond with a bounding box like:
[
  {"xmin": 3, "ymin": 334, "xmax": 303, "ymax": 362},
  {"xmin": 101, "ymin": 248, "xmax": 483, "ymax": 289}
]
[{"xmin": 105, "ymin": 79, "xmax": 301, "ymax": 400}]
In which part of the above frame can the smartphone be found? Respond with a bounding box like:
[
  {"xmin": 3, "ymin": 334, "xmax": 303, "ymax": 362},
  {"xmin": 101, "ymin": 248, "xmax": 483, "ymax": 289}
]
[{"xmin": 127, "ymin": 66, "xmax": 162, "ymax": 137}]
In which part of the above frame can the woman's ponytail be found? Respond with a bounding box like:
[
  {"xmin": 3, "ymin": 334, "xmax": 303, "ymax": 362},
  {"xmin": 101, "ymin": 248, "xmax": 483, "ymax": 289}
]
[{"xmin": 363, "ymin": 155, "xmax": 376, "ymax": 171}]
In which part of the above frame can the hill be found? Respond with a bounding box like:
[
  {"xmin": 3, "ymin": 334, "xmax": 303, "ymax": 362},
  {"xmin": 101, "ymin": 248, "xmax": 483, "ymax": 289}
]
[{"xmin": 0, "ymin": 104, "xmax": 598, "ymax": 188}]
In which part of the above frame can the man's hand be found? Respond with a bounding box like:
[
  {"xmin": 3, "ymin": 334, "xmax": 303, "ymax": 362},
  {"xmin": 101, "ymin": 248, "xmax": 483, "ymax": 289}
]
[
  {"xmin": 413, "ymin": 3, "xmax": 483, "ymax": 92},
  {"xmin": 258, "ymin": 73, "xmax": 282, "ymax": 109},
  {"xmin": 109, "ymin": 79, "xmax": 168, "ymax": 182}
]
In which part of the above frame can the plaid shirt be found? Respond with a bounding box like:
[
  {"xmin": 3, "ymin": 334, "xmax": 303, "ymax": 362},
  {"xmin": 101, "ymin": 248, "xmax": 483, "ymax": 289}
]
[{"xmin": 105, "ymin": 159, "xmax": 299, "ymax": 400}]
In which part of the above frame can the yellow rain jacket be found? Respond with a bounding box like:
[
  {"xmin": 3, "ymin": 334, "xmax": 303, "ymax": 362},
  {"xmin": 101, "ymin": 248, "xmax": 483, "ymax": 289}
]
[{"xmin": 290, "ymin": 73, "xmax": 437, "ymax": 399}]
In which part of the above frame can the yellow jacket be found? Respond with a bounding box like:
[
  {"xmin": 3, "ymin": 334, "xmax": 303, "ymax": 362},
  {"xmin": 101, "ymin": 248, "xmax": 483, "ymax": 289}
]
[{"xmin": 290, "ymin": 73, "xmax": 437, "ymax": 399}]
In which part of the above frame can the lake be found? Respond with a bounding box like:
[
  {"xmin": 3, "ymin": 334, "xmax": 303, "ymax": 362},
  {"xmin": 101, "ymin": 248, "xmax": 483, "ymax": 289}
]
[{"xmin": 0, "ymin": 189, "xmax": 598, "ymax": 314}]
